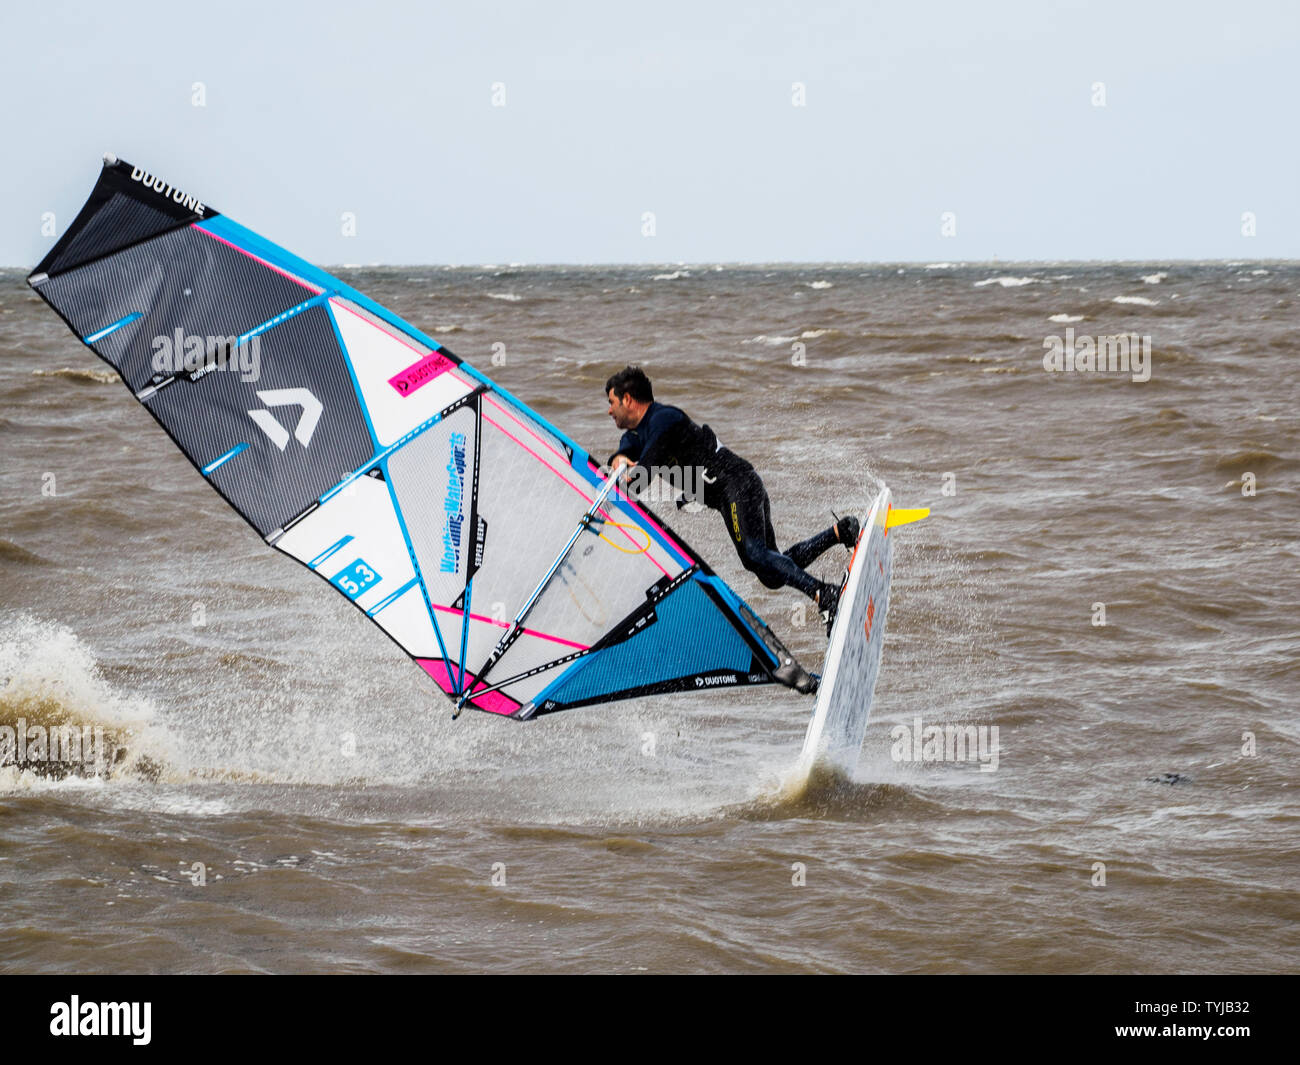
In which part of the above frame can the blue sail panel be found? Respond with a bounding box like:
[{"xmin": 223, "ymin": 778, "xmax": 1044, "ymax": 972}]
[{"xmin": 527, "ymin": 579, "xmax": 769, "ymax": 715}]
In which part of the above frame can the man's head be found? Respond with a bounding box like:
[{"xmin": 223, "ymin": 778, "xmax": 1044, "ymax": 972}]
[{"xmin": 605, "ymin": 365, "xmax": 653, "ymax": 430}]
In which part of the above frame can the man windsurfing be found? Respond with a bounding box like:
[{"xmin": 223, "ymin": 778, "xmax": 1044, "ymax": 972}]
[{"xmin": 605, "ymin": 366, "xmax": 857, "ymax": 634}]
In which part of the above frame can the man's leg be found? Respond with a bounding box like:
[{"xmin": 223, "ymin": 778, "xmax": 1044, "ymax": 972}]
[
  {"xmin": 785, "ymin": 526, "xmax": 839, "ymax": 570},
  {"xmin": 721, "ymin": 471, "xmax": 857, "ymax": 634},
  {"xmin": 741, "ymin": 468, "xmax": 857, "ymax": 572},
  {"xmin": 722, "ymin": 473, "xmax": 826, "ymax": 601}
]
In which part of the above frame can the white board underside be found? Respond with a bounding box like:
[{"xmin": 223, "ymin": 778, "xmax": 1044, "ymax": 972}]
[{"xmin": 797, "ymin": 486, "xmax": 894, "ymax": 775}]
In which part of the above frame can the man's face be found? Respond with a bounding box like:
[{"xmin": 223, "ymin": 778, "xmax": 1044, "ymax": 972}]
[{"xmin": 607, "ymin": 389, "xmax": 637, "ymax": 430}]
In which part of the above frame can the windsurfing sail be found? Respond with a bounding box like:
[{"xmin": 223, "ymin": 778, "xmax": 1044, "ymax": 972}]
[{"xmin": 28, "ymin": 154, "xmax": 814, "ymax": 720}]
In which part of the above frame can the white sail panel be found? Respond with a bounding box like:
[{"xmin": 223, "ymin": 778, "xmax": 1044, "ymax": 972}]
[{"xmin": 329, "ymin": 297, "xmax": 474, "ymax": 447}]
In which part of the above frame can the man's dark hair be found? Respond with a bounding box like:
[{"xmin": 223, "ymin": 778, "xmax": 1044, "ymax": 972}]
[{"xmin": 605, "ymin": 365, "xmax": 654, "ymax": 404}]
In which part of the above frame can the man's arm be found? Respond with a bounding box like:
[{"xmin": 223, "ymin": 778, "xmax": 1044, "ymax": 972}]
[
  {"xmin": 631, "ymin": 407, "xmax": 686, "ymax": 472},
  {"xmin": 607, "ymin": 428, "xmax": 641, "ymax": 469},
  {"xmin": 608, "ymin": 406, "xmax": 686, "ymax": 472}
]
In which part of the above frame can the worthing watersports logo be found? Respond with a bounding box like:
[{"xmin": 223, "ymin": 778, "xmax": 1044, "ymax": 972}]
[
  {"xmin": 49, "ymin": 995, "xmax": 151, "ymax": 1045},
  {"xmin": 440, "ymin": 431, "xmax": 468, "ymax": 573}
]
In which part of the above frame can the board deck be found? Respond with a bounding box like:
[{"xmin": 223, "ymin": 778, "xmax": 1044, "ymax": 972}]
[{"xmin": 797, "ymin": 486, "xmax": 894, "ymax": 775}]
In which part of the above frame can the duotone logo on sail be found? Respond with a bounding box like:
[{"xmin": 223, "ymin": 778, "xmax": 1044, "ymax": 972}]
[
  {"xmin": 128, "ymin": 165, "xmax": 206, "ymax": 216},
  {"xmin": 246, "ymin": 388, "xmax": 322, "ymax": 450},
  {"xmin": 441, "ymin": 431, "xmax": 468, "ymax": 573}
]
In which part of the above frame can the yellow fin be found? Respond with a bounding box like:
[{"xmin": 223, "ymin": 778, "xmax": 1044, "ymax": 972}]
[{"xmin": 885, "ymin": 507, "xmax": 930, "ymax": 528}]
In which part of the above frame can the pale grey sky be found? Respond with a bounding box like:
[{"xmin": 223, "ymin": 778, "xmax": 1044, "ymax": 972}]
[{"xmin": 3, "ymin": 0, "xmax": 1296, "ymax": 265}]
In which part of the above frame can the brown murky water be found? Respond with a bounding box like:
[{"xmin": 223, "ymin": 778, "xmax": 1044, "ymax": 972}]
[{"xmin": 1, "ymin": 262, "xmax": 1296, "ymax": 973}]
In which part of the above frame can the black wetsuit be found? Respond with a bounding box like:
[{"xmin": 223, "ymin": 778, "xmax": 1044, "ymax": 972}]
[{"xmin": 611, "ymin": 402, "xmax": 839, "ymax": 599}]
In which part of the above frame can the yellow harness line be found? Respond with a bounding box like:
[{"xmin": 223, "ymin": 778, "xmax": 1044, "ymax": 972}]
[{"xmin": 596, "ymin": 518, "xmax": 652, "ymax": 555}]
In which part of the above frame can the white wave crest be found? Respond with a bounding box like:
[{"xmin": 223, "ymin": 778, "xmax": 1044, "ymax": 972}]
[
  {"xmin": 0, "ymin": 615, "xmax": 180, "ymax": 789},
  {"xmin": 974, "ymin": 276, "xmax": 1038, "ymax": 288}
]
